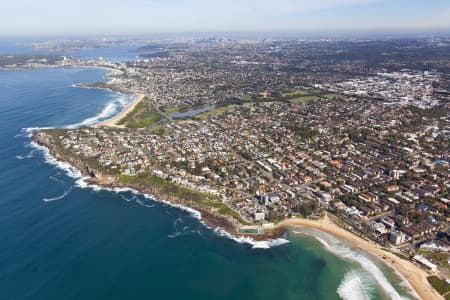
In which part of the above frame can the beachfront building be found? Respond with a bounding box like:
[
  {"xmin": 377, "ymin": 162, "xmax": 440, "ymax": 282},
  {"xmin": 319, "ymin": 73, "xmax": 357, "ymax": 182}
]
[
  {"xmin": 413, "ymin": 255, "xmax": 438, "ymax": 272},
  {"xmin": 389, "ymin": 231, "xmax": 408, "ymax": 245}
]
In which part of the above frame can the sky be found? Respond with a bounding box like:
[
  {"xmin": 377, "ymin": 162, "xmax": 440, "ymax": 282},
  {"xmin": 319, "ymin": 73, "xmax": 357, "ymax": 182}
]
[{"xmin": 1, "ymin": 0, "xmax": 450, "ymax": 36}]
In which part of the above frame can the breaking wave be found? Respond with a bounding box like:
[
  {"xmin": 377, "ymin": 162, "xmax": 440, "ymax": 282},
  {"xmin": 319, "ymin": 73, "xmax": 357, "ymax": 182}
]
[
  {"xmin": 156, "ymin": 198, "xmax": 289, "ymax": 249},
  {"xmin": 31, "ymin": 137, "xmax": 289, "ymax": 250},
  {"xmin": 214, "ymin": 228, "xmax": 290, "ymax": 249},
  {"xmin": 119, "ymin": 194, "xmax": 136, "ymax": 202},
  {"xmin": 168, "ymin": 217, "xmax": 190, "ymax": 238},
  {"xmin": 135, "ymin": 198, "xmax": 155, "ymax": 208},
  {"xmin": 30, "ymin": 141, "xmax": 83, "ymax": 180},
  {"xmin": 16, "ymin": 150, "xmax": 35, "ymax": 160},
  {"xmin": 292, "ymin": 227, "xmax": 410, "ymax": 300},
  {"xmin": 17, "ymin": 127, "xmax": 53, "ymax": 138},
  {"xmin": 49, "ymin": 175, "xmax": 65, "ymax": 184},
  {"xmin": 22, "ymin": 127, "xmax": 54, "ymax": 134},
  {"xmin": 66, "ymin": 94, "xmax": 132, "ymax": 128},
  {"xmin": 337, "ymin": 270, "xmax": 373, "ymax": 300},
  {"xmin": 316, "ymin": 235, "xmax": 410, "ymax": 300},
  {"xmin": 42, "ymin": 187, "xmax": 72, "ymax": 202}
]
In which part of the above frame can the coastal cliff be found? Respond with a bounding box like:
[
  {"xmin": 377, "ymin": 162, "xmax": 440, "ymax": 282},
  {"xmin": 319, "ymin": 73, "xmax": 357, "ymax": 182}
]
[
  {"xmin": 30, "ymin": 130, "xmax": 443, "ymax": 300},
  {"xmin": 31, "ymin": 130, "xmax": 283, "ymax": 240}
]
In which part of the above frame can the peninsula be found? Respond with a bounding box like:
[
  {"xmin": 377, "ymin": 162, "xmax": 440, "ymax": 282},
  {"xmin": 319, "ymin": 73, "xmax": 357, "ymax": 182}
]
[{"xmin": 31, "ymin": 38, "xmax": 449, "ymax": 299}]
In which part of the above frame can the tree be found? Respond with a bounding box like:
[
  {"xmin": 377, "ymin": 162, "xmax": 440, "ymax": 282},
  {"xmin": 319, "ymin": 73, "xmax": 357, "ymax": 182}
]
[{"xmin": 268, "ymin": 210, "xmax": 279, "ymax": 222}]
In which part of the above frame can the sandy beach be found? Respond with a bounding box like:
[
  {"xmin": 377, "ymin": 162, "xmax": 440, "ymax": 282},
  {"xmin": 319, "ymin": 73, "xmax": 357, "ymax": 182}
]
[
  {"xmin": 277, "ymin": 217, "xmax": 443, "ymax": 300},
  {"xmin": 32, "ymin": 124, "xmax": 443, "ymax": 300},
  {"xmin": 95, "ymin": 93, "xmax": 145, "ymax": 127}
]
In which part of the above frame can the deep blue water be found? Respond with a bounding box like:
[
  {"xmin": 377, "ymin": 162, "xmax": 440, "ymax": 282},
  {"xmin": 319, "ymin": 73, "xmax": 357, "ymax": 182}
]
[
  {"xmin": 62, "ymin": 44, "xmax": 143, "ymax": 62},
  {"xmin": 0, "ymin": 38, "xmax": 143, "ymax": 61},
  {"xmin": 0, "ymin": 64, "xmax": 414, "ymax": 300}
]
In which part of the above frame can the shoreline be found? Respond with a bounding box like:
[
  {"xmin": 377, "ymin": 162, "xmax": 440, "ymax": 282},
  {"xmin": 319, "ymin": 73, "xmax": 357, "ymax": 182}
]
[
  {"xmin": 94, "ymin": 93, "xmax": 145, "ymax": 128},
  {"xmin": 277, "ymin": 217, "xmax": 443, "ymax": 300},
  {"xmin": 30, "ymin": 130, "xmax": 284, "ymax": 242},
  {"xmin": 30, "ymin": 130, "xmax": 443, "ymax": 298},
  {"xmin": 25, "ymin": 64, "xmax": 442, "ymax": 298}
]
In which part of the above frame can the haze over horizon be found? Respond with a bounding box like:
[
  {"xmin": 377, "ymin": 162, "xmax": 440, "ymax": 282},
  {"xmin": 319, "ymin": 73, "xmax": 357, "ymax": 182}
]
[{"xmin": 2, "ymin": 0, "xmax": 450, "ymax": 37}]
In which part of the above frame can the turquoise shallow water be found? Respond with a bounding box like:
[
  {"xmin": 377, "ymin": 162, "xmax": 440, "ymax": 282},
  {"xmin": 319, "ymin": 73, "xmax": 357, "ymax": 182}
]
[{"xmin": 0, "ymin": 67, "xmax": 414, "ymax": 300}]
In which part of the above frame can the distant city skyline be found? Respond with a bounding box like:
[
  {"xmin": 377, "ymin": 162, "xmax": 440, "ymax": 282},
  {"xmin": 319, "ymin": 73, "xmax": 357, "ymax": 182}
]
[{"xmin": 1, "ymin": 0, "xmax": 450, "ymax": 36}]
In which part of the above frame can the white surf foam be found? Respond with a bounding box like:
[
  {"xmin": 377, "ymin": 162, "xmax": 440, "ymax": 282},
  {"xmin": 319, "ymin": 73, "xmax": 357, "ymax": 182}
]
[
  {"xmin": 75, "ymin": 177, "xmax": 289, "ymax": 249},
  {"xmin": 42, "ymin": 187, "xmax": 72, "ymax": 202},
  {"xmin": 119, "ymin": 194, "xmax": 135, "ymax": 202},
  {"xmin": 31, "ymin": 137, "xmax": 289, "ymax": 250},
  {"xmin": 65, "ymin": 94, "xmax": 134, "ymax": 128},
  {"xmin": 311, "ymin": 233, "xmax": 409, "ymax": 300},
  {"xmin": 214, "ymin": 227, "xmax": 290, "ymax": 249},
  {"xmin": 66, "ymin": 100, "xmax": 115, "ymax": 128},
  {"xmin": 30, "ymin": 140, "xmax": 83, "ymax": 180},
  {"xmin": 117, "ymin": 95, "xmax": 130, "ymax": 106},
  {"xmin": 136, "ymin": 198, "xmax": 154, "ymax": 208},
  {"xmin": 337, "ymin": 270, "xmax": 373, "ymax": 300},
  {"xmin": 74, "ymin": 176, "xmax": 289, "ymax": 249},
  {"xmin": 15, "ymin": 131, "xmax": 31, "ymax": 138},
  {"xmin": 168, "ymin": 232, "xmax": 182, "ymax": 238},
  {"xmin": 22, "ymin": 127, "xmax": 54, "ymax": 135},
  {"xmin": 167, "ymin": 212, "xmax": 199, "ymax": 239},
  {"xmin": 49, "ymin": 175, "xmax": 65, "ymax": 184},
  {"xmin": 399, "ymin": 281, "xmax": 421, "ymax": 299},
  {"xmin": 16, "ymin": 149, "xmax": 36, "ymax": 160},
  {"xmin": 73, "ymin": 177, "xmax": 156, "ymax": 209},
  {"xmin": 168, "ymin": 217, "xmax": 185, "ymax": 238},
  {"xmin": 26, "ymin": 128, "xmax": 82, "ymax": 182}
]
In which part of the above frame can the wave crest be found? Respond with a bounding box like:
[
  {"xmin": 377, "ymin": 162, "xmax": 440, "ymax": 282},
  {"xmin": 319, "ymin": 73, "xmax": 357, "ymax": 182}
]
[
  {"xmin": 337, "ymin": 270, "xmax": 373, "ymax": 300},
  {"xmin": 66, "ymin": 94, "xmax": 133, "ymax": 128},
  {"xmin": 293, "ymin": 228, "xmax": 410, "ymax": 300},
  {"xmin": 30, "ymin": 141, "xmax": 83, "ymax": 179},
  {"xmin": 214, "ymin": 228, "xmax": 290, "ymax": 249},
  {"xmin": 33, "ymin": 141, "xmax": 289, "ymax": 250},
  {"xmin": 42, "ymin": 187, "xmax": 72, "ymax": 202}
]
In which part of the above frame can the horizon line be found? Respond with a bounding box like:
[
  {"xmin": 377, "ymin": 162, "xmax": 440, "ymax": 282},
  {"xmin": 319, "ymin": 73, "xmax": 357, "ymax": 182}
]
[{"xmin": 1, "ymin": 28, "xmax": 450, "ymax": 39}]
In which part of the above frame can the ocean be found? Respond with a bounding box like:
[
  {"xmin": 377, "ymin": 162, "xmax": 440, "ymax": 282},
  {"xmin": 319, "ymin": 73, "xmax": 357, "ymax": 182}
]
[{"xmin": 0, "ymin": 45, "xmax": 415, "ymax": 300}]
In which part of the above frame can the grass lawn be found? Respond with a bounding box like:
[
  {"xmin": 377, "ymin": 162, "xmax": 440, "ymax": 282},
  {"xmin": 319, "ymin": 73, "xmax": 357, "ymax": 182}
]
[
  {"xmin": 195, "ymin": 105, "xmax": 237, "ymax": 119},
  {"xmin": 150, "ymin": 123, "xmax": 169, "ymax": 136},
  {"xmin": 289, "ymin": 95, "xmax": 322, "ymax": 103},
  {"xmin": 322, "ymin": 93, "xmax": 345, "ymax": 99},
  {"xmin": 282, "ymin": 89, "xmax": 321, "ymax": 97},
  {"xmin": 120, "ymin": 173, "xmax": 250, "ymax": 225},
  {"xmin": 419, "ymin": 250, "xmax": 449, "ymax": 267},
  {"xmin": 427, "ymin": 276, "xmax": 450, "ymax": 296},
  {"xmin": 163, "ymin": 106, "xmax": 181, "ymax": 113},
  {"xmin": 118, "ymin": 98, "xmax": 165, "ymax": 128}
]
